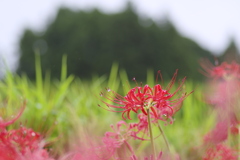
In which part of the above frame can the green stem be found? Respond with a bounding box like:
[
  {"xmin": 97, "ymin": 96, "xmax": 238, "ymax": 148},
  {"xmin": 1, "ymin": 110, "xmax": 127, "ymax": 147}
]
[
  {"xmin": 157, "ymin": 121, "xmax": 170, "ymax": 151},
  {"xmin": 147, "ymin": 109, "xmax": 156, "ymax": 159}
]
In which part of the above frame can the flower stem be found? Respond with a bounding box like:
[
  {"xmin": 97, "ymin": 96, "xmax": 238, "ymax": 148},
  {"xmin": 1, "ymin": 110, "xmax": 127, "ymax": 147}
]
[
  {"xmin": 147, "ymin": 109, "xmax": 156, "ymax": 159},
  {"xmin": 157, "ymin": 121, "xmax": 170, "ymax": 151},
  {"xmin": 124, "ymin": 140, "xmax": 137, "ymax": 158}
]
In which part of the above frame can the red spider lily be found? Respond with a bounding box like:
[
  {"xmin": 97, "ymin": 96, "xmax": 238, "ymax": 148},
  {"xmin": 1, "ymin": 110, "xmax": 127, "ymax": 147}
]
[
  {"xmin": 6, "ymin": 127, "xmax": 41, "ymax": 154},
  {"xmin": 61, "ymin": 121, "xmax": 135, "ymax": 160},
  {"xmin": 0, "ymin": 101, "xmax": 25, "ymax": 129},
  {"xmin": 200, "ymin": 60, "xmax": 240, "ymax": 145},
  {"xmin": 203, "ymin": 119, "xmax": 239, "ymax": 146},
  {"xmin": 99, "ymin": 70, "xmax": 192, "ymax": 120},
  {"xmin": 199, "ymin": 59, "xmax": 240, "ymax": 80},
  {"xmin": 0, "ymin": 101, "xmax": 54, "ymax": 160},
  {"xmin": 0, "ymin": 126, "xmax": 53, "ymax": 160},
  {"xmin": 103, "ymin": 121, "xmax": 135, "ymax": 157},
  {"xmin": 137, "ymin": 151, "xmax": 162, "ymax": 160},
  {"xmin": 103, "ymin": 121, "xmax": 131, "ymax": 148},
  {"xmin": 203, "ymin": 144, "xmax": 238, "ymax": 160},
  {"xmin": 203, "ymin": 121, "xmax": 228, "ymax": 144},
  {"xmin": 132, "ymin": 151, "xmax": 180, "ymax": 160},
  {"xmin": 129, "ymin": 113, "xmax": 159, "ymax": 141},
  {"xmin": 129, "ymin": 113, "xmax": 149, "ymax": 140}
]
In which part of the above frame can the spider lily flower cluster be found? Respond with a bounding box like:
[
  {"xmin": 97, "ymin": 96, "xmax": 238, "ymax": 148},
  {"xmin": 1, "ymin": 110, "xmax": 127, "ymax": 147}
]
[
  {"xmin": 200, "ymin": 59, "xmax": 240, "ymax": 80},
  {"xmin": 99, "ymin": 70, "xmax": 192, "ymax": 123},
  {"xmin": 97, "ymin": 70, "xmax": 192, "ymax": 159},
  {"xmin": 62, "ymin": 60, "xmax": 239, "ymax": 159},
  {"xmin": 0, "ymin": 102, "xmax": 53, "ymax": 160},
  {"xmin": 200, "ymin": 60, "xmax": 240, "ymax": 159}
]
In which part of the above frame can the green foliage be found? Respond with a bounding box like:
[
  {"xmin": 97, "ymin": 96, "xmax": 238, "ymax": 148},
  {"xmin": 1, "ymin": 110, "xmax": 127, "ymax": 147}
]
[
  {"xmin": 218, "ymin": 39, "xmax": 240, "ymax": 63},
  {"xmin": 18, "ymin": 5, "xmax": 213, "ymax": 81},
  {"xmin": 1, "ymin": 54, "xmax": 215, "ymax": 158}
]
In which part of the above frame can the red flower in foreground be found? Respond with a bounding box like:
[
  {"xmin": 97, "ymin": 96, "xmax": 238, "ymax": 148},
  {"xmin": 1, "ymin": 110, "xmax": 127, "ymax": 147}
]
[
  {"xmin": 64, "ymin": 121, "xmax": 136, "ymax": 160},
  {"xmin": 0, "ymin": 101, "xmax": 54, "ymax": 160},
  {"xmin": 103, "ymin": 121, "xmax": 132, "ymax": 149},
  {"xmin": 203, "ymin": 121, "xmax": 228, "ymax": 144},
  {"xmin": 99, "ymin": 70, "xmax": 192, "ymax": 121},
  {"xmin": 0, "ymin": 102, "xmax": 25, "ymax": 129},
  {"xmin": 0, "ymin": 126, "xmax": 53, "ymax": 160}
]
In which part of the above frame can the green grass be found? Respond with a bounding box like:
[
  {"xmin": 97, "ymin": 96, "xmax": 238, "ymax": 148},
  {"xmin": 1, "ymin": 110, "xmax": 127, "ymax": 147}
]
[{"xmin": 0, "ymin": 54, "xmax": 215, "ymax": 158}]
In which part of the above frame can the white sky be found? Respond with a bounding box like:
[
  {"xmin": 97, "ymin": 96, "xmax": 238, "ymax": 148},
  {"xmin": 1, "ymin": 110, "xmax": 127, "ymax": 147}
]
[{"xmin": 0, "ymin": 0, "xmax": 240, "ymax": 72}]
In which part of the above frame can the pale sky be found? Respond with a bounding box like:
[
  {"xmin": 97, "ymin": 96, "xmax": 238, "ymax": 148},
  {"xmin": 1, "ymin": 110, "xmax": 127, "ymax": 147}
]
[{"xmin": 0, "ymin": 0, "xmax": 240, "ymax": 72}]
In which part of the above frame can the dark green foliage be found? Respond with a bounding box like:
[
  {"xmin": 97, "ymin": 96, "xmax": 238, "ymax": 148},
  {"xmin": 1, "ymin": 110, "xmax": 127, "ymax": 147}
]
[
  {"xmin": 18, "ymin": 5, "xmax": 213, "ymax": 80},
  {"xmin": 218, "ymin": 39, "xmax": 240, "ymax": 63}
]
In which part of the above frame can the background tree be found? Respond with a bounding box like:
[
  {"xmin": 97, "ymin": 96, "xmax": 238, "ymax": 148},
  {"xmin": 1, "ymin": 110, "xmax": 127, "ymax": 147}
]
[
  {"xmin": 218, "ymin": 39, "xmax": 240, "ymax": 63},
  {"xmin": 18, "ymin": 4, "xmax": 213, "ymax": 80}
]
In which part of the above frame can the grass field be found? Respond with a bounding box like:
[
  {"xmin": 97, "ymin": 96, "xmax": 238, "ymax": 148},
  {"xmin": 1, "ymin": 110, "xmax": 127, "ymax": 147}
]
[{"xmin": 0, "ymin": 55, "xmax": 238, "ymax": 160}]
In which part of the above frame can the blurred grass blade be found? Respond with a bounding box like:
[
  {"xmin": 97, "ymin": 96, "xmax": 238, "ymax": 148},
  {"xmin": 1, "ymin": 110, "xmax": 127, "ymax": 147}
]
[
  {"xmin": 61, "ymin": 54, "xmax": 68, "ymax": 81},
  {"xmin": 35, "ymin": 51, "xmax": 44, "ymax": 103}
]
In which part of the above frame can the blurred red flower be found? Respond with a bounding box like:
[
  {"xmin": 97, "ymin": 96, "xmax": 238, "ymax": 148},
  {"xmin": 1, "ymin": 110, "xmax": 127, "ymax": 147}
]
[
  {"xmin": 199, "ymin": 59, "xmax": 240, "ymax": 80},
  {"xmin": 0, "ymin": 101, "xmax": 54, "ymax": 160}
]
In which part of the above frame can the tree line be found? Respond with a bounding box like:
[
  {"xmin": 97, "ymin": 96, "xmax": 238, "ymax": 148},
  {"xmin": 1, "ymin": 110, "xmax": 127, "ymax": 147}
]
[{"xmin": 18, "ymin": 5, "xmax": 218, "ymax": 81}]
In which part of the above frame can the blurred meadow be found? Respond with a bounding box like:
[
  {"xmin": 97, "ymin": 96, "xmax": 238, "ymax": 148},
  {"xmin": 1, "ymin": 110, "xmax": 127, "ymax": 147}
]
[
  {"xmin": 0, "ymin": 1, "xmax": 239, "ymax": 159},
  {"xmin": 0, "ymin": 53, "xmax": 218, "ymax": 159}
]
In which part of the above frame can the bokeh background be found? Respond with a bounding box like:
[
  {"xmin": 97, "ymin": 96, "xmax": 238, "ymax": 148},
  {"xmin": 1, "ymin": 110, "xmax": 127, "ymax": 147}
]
[
  {"xmin": 0, "ymin": 1, "xmax": 239, "ymax": 159},
  {"xmin": 0, "ymin": 0, "xmax": 240, "ymax": 79}
]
